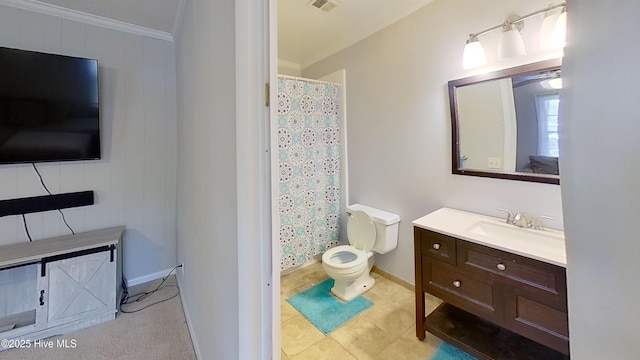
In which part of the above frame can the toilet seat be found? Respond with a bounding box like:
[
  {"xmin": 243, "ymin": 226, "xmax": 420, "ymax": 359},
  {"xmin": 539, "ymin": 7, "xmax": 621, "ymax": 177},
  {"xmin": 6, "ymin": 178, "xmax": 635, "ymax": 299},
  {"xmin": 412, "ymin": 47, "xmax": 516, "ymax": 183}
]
[
  {"xmin": 347, "ymin": 210, "xmax": 376, "ymax": 251},
  {"xmin": 320, "ymin": 205, "xmax": 399, "ymax": 302},
  {"xmin": 322, "ymin": 210, "xmax": 376, "ymax": 272},
  {"xmin": 322, "ymin": 245, "xmax": 367, "ymax": 270}
]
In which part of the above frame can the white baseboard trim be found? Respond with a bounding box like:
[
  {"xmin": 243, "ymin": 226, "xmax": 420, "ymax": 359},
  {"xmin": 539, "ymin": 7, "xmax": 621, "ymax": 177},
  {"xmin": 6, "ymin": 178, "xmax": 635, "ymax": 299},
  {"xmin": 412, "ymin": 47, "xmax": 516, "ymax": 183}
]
[
  {"xmin": 126, "ymin": 267, "xmax": 177, "ymax": 287},
  {"xmin": 0, "ymin": 0, "xmax": 173, "ymax": 42},
  {"xmin": 176, "ymin": 273, "xmax": 202, "ymax": 360}
]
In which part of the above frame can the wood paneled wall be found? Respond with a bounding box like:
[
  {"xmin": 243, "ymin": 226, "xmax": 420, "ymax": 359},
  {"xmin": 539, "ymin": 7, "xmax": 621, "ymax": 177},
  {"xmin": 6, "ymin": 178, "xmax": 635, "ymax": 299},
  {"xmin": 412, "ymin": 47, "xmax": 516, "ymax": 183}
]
[{"xmin": 0, "ymin": 5, "xmax": 177, "ymax": 283}]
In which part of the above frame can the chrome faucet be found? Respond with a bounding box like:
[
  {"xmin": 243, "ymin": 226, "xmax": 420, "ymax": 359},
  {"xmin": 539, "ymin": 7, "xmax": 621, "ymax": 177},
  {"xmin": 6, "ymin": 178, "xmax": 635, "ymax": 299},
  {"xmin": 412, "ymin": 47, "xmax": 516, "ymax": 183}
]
[
  {"xmin": 497, "ymin": 208, "xmax": 553, "ymax": 230},
  {"xmin": 497, "ymin": 208, "xmax": 519, "ymax": 225},
  {"xmin": 528, "ymin": 215, "xmax": 554, "ymax": 230},
  {"xmin": 512, "ymin": 212, "xmax": 529, "ymax": 228}
]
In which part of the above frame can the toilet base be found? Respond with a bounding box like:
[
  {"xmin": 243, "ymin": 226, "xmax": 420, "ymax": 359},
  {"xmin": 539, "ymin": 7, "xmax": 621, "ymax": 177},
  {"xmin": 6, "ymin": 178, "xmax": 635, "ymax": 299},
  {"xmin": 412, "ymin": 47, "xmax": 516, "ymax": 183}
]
[{"xmin": 330, "ymin": 272, "xmax": 375, "ymax": 302}]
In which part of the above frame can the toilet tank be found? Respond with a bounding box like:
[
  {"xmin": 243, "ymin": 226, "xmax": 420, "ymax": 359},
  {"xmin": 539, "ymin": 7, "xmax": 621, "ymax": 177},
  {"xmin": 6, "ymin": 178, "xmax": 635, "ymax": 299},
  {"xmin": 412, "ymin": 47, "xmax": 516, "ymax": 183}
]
[{"xmin": 347, "ymin": 204, "xmax": 400, "ymax": 254}]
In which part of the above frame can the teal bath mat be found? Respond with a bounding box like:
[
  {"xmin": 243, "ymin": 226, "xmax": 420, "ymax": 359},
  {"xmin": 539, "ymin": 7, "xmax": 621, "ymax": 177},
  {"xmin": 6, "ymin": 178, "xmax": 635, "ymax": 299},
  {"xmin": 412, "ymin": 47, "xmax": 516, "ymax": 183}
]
[
  {"xmin": 431, "ymin": 342, "xmax": 479, "ymax": 360},
  {"xmin": 286, "ymin": 278, "xmax": 373, "ymax": 334}
]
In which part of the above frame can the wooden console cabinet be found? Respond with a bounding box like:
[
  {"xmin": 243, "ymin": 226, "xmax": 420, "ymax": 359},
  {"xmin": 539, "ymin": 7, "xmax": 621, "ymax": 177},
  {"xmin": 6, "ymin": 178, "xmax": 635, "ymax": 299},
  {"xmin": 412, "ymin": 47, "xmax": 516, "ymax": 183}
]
[
  {"xmin": 0, "ymin": 227, "xmax": 123, "ymax": 350},
  {"xmin": 415, "ymin": 226, "xmax": 570, "ymax": 360}
]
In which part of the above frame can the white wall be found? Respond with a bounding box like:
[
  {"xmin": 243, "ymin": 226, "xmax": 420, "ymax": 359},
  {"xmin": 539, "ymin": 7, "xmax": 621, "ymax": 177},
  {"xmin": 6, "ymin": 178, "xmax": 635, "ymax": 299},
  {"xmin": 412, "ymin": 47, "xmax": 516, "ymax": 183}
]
[
  {"xmin": 174, "ymin": 0, "xmax": 239, "ymax": 358},
  {"xmin": 0, "ymin": 5, "xmax": 177, "ymax": 284},
  {"xmin": 457, "ymin": 79, "xmax": 508, "ymax": 170},
  {"xmin": 561, "ymin": 1, "xmax": 640, "ymax": 358},
  {"xmin": 303, "ymin": 0, "xmax": 564, "ymax": 283}
]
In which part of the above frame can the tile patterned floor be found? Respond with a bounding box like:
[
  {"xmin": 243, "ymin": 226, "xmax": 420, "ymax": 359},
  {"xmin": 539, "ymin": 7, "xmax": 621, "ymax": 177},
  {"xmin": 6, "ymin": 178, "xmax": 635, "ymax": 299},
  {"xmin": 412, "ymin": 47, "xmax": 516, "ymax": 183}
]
[{"xmin": 281, "ymin": 262, "xmax": 444, "ymax": 360}]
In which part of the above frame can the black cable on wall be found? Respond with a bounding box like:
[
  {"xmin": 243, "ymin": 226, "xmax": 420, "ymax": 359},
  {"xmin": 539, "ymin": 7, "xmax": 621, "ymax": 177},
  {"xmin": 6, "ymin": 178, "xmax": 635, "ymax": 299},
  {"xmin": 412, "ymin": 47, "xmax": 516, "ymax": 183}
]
[{"xmin": 31, "ymin": 163, "xmax": 75, "ymax": 235}]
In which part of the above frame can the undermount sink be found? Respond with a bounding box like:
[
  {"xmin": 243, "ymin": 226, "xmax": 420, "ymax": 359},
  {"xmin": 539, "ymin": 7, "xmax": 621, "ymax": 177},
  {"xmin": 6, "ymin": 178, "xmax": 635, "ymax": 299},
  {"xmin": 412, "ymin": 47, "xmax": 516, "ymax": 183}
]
[{"xmin": 467, "ymin": 220, "xmax": 564, "ymax": 244}]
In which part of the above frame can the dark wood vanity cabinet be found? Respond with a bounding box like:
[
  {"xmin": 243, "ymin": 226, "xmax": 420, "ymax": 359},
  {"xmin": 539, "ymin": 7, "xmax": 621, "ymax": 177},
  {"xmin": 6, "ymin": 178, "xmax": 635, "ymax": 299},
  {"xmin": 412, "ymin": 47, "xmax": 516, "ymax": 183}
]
[{"xmin": 415, "ymin": 227, "xmax": 570, "ymax": 359}]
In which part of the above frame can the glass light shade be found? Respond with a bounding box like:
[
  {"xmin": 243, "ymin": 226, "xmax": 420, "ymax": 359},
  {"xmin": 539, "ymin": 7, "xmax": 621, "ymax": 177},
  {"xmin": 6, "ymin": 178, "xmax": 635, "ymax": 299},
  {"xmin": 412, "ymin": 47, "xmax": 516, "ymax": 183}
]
[
  {"xmin": 540, "ymin": 12, "xmax": 560, "ymax": 50},
  {"xmin": 551, "ymin": 11, "xmax": 567, "ymax": 48},
  {"xmin": 498, "ymin": 25, "xmax": 526, "ymax": 59},
  {"xmin": 463, "ymin": 38, "xmax": 487, "ymax": 69},
  {"xmin": 548, "ymin": 78, "xmax": 563, "ymax": 89},
  {"xmin": 540, "ymin": 77, "xmax": 563, "ymax": 90}
]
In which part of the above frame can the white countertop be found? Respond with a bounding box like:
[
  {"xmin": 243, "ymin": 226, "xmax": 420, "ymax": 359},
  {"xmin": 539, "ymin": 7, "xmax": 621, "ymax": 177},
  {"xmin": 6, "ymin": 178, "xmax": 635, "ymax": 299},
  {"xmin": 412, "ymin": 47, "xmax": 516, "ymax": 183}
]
[{"xmin": 413, "ymin": 208, "xmax": 566, "ymax": 267}]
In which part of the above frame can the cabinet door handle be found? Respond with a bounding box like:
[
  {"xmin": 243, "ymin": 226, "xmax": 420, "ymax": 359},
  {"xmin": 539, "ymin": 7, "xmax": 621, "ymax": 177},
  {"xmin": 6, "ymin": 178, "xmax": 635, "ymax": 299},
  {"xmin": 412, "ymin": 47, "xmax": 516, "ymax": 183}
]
[
  {"xmin": 432, "ymin": 243, "xmax": 441, "ymax": 250},
  {"xmin": 497, "ymin": 263, "xmax": 506, "ymax": 271},
  {"xmin": 453, "ymin": 280, "xmax": 461, "ymax": 288},
  {"xmin": 39, "ymin": 290, "xmax": 45, "ymax": 306}
]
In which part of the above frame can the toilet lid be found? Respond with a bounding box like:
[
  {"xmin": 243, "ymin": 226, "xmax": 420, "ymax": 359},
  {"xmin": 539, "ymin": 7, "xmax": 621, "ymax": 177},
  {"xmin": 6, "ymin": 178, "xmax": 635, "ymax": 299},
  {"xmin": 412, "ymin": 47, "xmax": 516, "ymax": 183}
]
[{"xmin": 347, "ymin": 210, "xmax": 376, "ymax": 251}]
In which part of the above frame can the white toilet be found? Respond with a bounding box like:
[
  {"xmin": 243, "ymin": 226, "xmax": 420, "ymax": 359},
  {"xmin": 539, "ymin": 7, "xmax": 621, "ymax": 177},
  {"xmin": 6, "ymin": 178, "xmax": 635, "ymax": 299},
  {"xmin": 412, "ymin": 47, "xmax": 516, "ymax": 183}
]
[{"xmin": 322, "ymin": 204, "xmax": 400, "ymax": 302}]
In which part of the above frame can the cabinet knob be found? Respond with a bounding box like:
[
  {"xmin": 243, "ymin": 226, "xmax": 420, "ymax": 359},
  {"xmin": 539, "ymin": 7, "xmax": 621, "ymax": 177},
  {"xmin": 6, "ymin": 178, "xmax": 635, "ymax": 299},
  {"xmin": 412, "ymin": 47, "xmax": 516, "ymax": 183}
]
[
  {"xmin": 453, "ymin": 280, "xmax": 461, "ymax": 288},
  {"xmin": 432, "ymin": 243, "xmax": 441, "ymax": 250},
  {"xmin": 497, "ymin": 263, "xmax": 506, "ymax": 271}
]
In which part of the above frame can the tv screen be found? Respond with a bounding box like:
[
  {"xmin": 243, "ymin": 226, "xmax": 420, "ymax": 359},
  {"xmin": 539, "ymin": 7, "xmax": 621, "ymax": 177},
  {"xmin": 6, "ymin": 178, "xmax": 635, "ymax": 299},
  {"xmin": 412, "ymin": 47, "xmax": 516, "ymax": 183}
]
[{"xmin": 0, "ymin": 47, "xmax": 100, "ymax": 165}]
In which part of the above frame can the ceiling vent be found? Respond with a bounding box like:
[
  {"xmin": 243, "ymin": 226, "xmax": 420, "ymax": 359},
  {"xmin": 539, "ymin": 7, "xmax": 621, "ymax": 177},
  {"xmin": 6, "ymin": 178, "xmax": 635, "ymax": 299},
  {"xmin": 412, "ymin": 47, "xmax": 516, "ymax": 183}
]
[{"xmin": 308, "ymin": 0, "xmax": 342, "ymax": 13}]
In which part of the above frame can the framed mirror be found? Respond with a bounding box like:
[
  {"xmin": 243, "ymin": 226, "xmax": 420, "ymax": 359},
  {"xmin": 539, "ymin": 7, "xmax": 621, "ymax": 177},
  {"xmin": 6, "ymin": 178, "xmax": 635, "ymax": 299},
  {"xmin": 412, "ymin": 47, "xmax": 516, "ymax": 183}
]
[{"xmin": 449, "ymin": 59, "xmax": 562, "ymax": 185}]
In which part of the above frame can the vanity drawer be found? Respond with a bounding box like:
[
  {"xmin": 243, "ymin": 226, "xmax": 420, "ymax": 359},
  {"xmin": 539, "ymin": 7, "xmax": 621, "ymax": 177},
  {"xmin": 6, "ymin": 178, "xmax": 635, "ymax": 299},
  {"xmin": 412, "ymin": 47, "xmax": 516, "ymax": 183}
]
[
  {"xmin": 504, "ymin": 287, "xmax": 570, "ymax": 355},
  {"xmin": 422, "ymin": 257, "xmax": 499, "ymax": 322},
  {"xmin": 459, "ymin": 241, "xmax": 565, "ymax": 298},
  {"xmin": 417, "ymin": 228, "xmax": 457, "ymax": 265}
]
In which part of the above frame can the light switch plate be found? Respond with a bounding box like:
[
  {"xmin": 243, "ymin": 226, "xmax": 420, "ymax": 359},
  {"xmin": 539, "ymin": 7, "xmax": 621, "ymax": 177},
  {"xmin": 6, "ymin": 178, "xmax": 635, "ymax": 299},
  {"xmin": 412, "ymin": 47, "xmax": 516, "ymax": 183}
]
[{"xmin": 488, "ymin": 157, "xmax": 502, "ymax": 169}]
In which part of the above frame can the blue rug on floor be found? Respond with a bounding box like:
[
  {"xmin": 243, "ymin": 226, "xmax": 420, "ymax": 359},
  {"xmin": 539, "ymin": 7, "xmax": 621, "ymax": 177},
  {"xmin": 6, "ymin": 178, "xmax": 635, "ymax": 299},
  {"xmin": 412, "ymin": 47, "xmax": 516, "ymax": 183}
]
[
  {"xmin": 431, "ymin": 342, "xmax": 479, "ymax": 360},
  {"xmin": 286, "ymin": 278, "xmax": 373, "ymax": 335}
]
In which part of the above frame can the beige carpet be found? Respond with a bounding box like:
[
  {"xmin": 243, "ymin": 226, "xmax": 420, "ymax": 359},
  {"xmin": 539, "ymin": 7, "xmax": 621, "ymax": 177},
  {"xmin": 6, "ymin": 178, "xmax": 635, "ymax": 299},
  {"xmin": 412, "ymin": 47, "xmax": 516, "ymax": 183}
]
[{"xmin": 0, "ymin": 277, "xmax": 196, "ymax": 360}]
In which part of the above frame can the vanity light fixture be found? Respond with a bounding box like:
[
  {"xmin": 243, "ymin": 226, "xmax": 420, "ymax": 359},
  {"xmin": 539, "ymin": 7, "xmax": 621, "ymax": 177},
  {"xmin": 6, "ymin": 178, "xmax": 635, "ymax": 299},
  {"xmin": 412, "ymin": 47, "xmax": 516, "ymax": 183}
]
[
  {"xmin": 551, "ymin": 7, "xmax": 567, "ymax": 49},
  {"xmin": 539, "ymin": 69, "xmax": 563, "ymax": 90},
  {"xmin": 463, "ymin": 35, "xmax": 487, "ymax": 69},
  {"xmin": 540, "ymin": 78, "xmax": 563, "ymax": 90},
  {"xmin": 498, "ymin": 18, "xmax": 526, "ymax": 59},
  {"xmin": 547, "ymin": 78, "xmax": 563, "ymax": 89},
  {"xmin": 540, "ymin": 9, "xmax": 560, "ymax": 50},
  {"xmin": 463, "ymin": 2, "xmax": 567, "ymax": 69}
]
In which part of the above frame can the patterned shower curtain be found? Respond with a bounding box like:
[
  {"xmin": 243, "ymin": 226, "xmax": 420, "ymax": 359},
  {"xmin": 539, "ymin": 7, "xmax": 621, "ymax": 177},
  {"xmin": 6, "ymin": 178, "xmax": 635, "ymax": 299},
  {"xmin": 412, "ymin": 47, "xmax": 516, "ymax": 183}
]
[{"xmin": 278, "ymin": 76, "xmax": 341, "ymax": 271}]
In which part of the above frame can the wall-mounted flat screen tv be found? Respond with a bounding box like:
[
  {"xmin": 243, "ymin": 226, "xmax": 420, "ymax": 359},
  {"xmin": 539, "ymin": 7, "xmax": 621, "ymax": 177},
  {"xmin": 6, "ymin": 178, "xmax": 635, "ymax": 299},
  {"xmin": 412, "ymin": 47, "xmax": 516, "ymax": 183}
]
[{"xmin": 0, "ymin": 47, "xmax": 100, "ymax": 165}]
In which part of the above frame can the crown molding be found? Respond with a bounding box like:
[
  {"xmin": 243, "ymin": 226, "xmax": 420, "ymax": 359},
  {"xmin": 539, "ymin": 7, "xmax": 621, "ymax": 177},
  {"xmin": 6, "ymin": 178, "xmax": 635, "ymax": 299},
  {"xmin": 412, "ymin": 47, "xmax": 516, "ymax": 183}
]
[
  {"xmin": 0, "ymin": 0, "xmax": 174, "ymax": 42},
  {"xmin": 278, "ymin": 59, "xmax": 302, "ymax": 72}
]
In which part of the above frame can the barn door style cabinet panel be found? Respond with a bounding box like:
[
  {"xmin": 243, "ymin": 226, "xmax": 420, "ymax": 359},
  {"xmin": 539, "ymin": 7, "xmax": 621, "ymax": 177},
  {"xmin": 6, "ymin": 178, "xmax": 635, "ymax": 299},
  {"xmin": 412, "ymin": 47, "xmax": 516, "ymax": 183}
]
[
  {"xmin": 0, "ymin": 227, "xmax": 123, "ymax": 349},
  {"xmin": 413, "ymin": 208, "xmax": 570, "ymax": 360}
]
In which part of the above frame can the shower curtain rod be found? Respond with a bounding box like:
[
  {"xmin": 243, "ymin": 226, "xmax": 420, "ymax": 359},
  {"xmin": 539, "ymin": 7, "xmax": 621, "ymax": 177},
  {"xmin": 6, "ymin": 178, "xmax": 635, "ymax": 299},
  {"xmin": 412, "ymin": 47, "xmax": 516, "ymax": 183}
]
[{"xmin": 277, "ymin": 74, "xmax": 342, "ymax": 87}]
